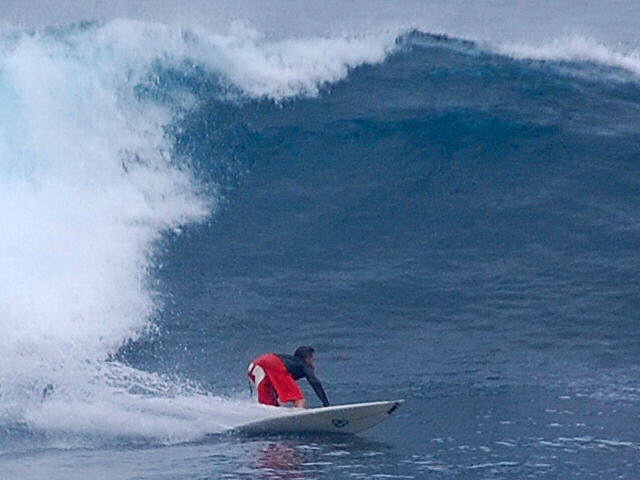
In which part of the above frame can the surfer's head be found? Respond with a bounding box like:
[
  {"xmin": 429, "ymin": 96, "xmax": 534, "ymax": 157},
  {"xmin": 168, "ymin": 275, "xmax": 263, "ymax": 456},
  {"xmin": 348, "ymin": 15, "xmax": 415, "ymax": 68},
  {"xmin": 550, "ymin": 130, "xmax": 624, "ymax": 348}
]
[{"xmin": 294, "ymin": 345, "xmax": 315, "ymax": 367}]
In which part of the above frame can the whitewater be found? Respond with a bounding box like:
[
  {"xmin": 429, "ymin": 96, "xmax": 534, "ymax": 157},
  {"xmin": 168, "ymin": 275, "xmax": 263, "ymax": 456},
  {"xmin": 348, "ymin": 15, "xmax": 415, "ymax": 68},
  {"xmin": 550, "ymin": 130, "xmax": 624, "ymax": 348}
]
[{"xmin": 1, "ymin": 3, "xmax": 640, "ymax": 478}]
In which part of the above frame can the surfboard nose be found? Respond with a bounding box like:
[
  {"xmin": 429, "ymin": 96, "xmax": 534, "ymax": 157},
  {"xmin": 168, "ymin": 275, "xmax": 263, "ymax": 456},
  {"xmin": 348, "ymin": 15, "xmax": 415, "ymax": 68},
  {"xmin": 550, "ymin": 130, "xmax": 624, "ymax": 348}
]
[{"xmin": 386, "ymin": 399, "xmax": 404, "ymax": 415}]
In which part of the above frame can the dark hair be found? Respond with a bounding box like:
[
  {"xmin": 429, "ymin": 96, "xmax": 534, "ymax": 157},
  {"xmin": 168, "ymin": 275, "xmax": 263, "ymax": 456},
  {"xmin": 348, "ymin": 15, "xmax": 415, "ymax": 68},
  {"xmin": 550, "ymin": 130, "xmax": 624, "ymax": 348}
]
[{"xmin": 294, "ymin": 346, "xmax": 315, "ymax": 360}]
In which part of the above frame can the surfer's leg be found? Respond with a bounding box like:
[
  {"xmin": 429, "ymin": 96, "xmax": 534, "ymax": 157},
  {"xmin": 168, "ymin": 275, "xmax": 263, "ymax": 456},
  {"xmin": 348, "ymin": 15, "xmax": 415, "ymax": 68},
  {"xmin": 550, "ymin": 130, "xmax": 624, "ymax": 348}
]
[
  {"xmin": 257, "ymin": 374, "xmax": 279, "ymax": 406},
  {"xmin": 249, "ymin": 364, "xmax": 279, "ymax": 406},
  {"xmin": 268, "ymin": 369, "xmax": 304, "ymax": 405},
  {"xmin": 247, "ymin": 363, "xmax": 257, "ymax": 400}
]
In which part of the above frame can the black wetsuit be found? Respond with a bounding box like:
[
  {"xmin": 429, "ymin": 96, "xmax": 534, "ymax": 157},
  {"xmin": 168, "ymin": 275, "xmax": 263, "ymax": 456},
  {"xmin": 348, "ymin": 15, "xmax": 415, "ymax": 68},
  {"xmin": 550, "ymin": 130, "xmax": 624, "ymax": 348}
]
[{"xmin": 276, "ymin": 354, "xmax": 330, "ymax": 407}]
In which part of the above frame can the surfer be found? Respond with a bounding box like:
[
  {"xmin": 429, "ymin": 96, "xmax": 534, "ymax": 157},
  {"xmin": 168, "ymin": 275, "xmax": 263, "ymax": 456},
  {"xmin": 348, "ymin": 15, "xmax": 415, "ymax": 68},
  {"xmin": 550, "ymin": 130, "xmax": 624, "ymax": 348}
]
[{"xmin": 247, "ymin": 346, "xmax": 330, "ymax": 408}]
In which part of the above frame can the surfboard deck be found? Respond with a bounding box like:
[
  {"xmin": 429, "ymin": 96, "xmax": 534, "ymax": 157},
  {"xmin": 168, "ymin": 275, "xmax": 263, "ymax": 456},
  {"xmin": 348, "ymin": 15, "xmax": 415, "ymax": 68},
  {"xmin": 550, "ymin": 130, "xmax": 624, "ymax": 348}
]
[{"xmin": 234, "ymin": 399, "xmax": 404, "ymax": 435}]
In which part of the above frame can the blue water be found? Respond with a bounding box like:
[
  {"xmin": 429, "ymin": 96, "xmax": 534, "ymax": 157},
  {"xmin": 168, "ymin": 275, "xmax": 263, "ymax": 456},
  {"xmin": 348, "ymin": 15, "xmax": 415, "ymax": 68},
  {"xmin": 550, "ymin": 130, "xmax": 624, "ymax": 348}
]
[{"xmin": 1, "ymin": 19, "xmax": 639, "ymax": 480}]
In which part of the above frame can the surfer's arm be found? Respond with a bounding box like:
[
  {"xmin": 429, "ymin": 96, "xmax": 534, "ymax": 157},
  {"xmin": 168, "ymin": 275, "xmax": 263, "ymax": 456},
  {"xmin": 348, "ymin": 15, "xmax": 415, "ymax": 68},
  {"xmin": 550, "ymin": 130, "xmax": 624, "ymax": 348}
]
[{"xmin": 306, "ymin": 371, "xmax": 329, "ymax": 407}]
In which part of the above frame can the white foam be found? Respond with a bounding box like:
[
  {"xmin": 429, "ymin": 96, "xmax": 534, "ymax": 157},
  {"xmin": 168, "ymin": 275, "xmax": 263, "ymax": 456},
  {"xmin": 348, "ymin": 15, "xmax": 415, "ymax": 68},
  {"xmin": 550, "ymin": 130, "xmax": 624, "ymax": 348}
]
[
  {"xmin": 192, "ymin": 22, "xmax": 399, "ymax": 99},
  {"xmin": 1, "ymin": 25, "xmax": 207, "ymax": 388},
  {"xmin": 25, "ymin": 383, "xmax": 278, "ymax": 444},
  {"xmin": 496, "ymin": 36, "xmax": 640, "ymax": 78}
]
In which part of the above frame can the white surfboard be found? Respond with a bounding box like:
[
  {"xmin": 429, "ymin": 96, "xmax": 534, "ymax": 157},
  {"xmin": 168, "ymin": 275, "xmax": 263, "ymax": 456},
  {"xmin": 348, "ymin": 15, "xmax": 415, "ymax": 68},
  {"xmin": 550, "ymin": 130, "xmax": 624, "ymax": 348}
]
[{"xmin": 234, "ymin": 399, "xmax": 404, "ymax": 435}]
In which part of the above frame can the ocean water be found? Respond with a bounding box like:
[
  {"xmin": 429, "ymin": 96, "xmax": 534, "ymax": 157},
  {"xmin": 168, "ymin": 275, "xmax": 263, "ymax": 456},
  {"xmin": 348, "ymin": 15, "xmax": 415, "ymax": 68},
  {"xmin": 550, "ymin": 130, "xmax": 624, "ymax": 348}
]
[{"xmin": 1, "ymin": 4, "xmax": 639, "ymax": 479}]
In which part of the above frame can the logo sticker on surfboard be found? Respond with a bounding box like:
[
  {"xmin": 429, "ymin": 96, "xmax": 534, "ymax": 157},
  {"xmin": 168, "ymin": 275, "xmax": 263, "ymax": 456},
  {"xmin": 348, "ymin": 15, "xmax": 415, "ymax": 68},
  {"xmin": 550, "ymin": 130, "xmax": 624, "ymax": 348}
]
[{"xmin": 331, "ymin": 419, "xmax": 349, "ymax": 428}]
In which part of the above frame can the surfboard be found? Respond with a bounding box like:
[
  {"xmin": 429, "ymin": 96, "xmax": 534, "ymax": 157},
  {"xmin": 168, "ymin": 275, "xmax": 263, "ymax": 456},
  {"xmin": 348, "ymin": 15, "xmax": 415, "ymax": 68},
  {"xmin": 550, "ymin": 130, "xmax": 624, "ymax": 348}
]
[{"xmin": 234, "ymin": 399, "xmax": 404, "ymax": 435}]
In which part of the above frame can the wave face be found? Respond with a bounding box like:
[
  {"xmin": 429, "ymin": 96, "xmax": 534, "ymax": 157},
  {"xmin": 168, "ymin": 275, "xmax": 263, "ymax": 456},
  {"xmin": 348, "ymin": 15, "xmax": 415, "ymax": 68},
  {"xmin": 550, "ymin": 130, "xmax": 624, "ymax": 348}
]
[
  {"xmin": 153, "ymin": 30, "xmax": 640, "ymax": 398},
  {"xmin": 1, "ymin": 18, "xmax": 640, "ymax": 456}
]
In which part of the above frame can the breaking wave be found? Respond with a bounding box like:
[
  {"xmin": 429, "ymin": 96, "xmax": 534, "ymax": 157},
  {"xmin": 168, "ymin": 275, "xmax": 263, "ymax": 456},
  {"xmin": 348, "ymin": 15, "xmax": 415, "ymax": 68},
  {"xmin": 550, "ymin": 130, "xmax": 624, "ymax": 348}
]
[{"xmin": 1, "ymin": 17, "xmax": 639, "ymax": 448}]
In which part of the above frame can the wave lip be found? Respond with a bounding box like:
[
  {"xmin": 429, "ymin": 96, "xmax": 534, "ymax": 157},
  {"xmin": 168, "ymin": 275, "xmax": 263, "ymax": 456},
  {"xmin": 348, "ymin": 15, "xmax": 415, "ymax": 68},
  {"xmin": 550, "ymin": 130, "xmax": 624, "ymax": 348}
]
[{"xmin": 168, "ymin": 22, "xmax": 401, "ymax": 99}]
